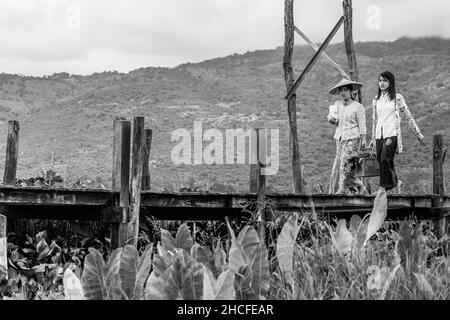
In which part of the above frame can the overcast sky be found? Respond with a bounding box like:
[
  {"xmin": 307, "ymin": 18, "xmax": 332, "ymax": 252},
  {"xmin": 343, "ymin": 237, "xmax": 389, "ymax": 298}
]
[{"xmin": 0, "ymin": 0, "xmax": 448, "ymax": 76}]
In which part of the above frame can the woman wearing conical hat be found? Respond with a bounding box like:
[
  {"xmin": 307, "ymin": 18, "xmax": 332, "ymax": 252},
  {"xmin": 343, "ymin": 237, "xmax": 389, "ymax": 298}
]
[{"xmin": 327, "ymin": 78, "xmax": 368, "ymax": 195}]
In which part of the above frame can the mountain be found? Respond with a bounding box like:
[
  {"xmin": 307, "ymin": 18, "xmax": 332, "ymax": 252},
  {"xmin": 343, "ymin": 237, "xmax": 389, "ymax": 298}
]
[{"xmin": 0, "ymin": 37, "xmax": 448, "ymax": 193}]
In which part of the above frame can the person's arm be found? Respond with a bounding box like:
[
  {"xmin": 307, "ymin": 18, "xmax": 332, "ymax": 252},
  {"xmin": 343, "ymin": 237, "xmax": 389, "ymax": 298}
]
[
  {"xmin": 357, "ymin": 103, "xmax": 367, "ymax": 149},
  {"xmin": 397, "ymin": 94, "xmax": 424, "ymax": 143}
]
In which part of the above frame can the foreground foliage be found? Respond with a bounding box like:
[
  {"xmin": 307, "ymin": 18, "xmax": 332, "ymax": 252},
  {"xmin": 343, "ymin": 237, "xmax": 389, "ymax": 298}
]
[{"xmin": 1, "ymin": 208, "xmax": 449, "ymax": 300}]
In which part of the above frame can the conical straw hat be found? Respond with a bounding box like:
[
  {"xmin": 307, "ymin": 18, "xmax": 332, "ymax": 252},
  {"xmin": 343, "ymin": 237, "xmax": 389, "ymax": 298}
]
[{"xmin": 329, "ymin": 78, "xmax": 363, "ymax": 95}]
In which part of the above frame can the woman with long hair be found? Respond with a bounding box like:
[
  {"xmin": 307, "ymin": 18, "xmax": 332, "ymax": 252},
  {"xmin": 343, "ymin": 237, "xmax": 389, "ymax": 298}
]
[{"xmin": 369, "ymin": 71, "xmax": 425, "ymax": 193}]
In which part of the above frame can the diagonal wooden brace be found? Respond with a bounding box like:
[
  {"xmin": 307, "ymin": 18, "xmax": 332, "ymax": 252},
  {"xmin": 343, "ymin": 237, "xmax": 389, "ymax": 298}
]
[
  {"xmin": 285, "ymin": 15, "xmax": 346, "ymax": 100},
  {"xmin": 294, "ymin": 25, "xmax": 350, "ymax": 79}
]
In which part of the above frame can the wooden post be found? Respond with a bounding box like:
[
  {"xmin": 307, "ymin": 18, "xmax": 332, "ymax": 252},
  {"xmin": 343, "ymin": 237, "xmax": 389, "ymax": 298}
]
[
  {"xmin": 0, "ymin": 215, "xmax": 7, "ymax": 281},
  {"xmin": 110, "ymin": 119, "xmax": 131, "ymax": 250},
  {"xmin": 128, "ymin": 117, "xmax": 145, "ymax": 247},
  {"xmin": 250, "ymin": 164, "xmax": 258, "ymax": 193},
  {"xmin": 343, "ymin": 0, "xmax": 362, "ymax": 103},
  {"xmin": 3, "ymin": 120, "xmax": 19, "ymax": 232},
  {"xmin": 142, "ymin": 129, "xmax": 153, "ymax": 191},
  {"xmin": 255, "ymin": 129, "xmax": 268, "ymax": 243},
  {"xmin": 433, "ymin": 134, "xmax": 447, "ymax": 238},
  {"xmin": 283, "ymin": 0, "xmax": 303, "ymax": 194},
  {"xmin": 3, "ymin": 120, "xmax": 19, "ymax": 185}
]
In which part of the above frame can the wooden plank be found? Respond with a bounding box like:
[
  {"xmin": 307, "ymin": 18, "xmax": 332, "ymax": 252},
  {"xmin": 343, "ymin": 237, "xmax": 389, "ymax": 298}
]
[
  {"xmin": 3, "ymin": 120, "xmax": 20, "ymax": 186},
  {"xmin": 283, "ymin": 0, "xmax": 303, "ymax": 194},
  {"xmin": 139, "ymin": 193, "xmax": 438, "ymax": 211},
  {"xmin": 433, "ymin": 134, "xmax": 447, "ymax": 237},
  {"xmin": 285, "ymin": 15, "xmax": 346, "ymax": 100},
  {"xmin": 0, "ymin": 187, "xmax": 113, "ymax": 205},
  {"xmin": 0, "ymin": 205, "xmax": 116, "ymax": 221},
  {"xmin": 128, "ymin": 117, "xmax": 145, "ymax": 247},
  {"xmin": 293, "ymin": 25, "xmax": 350, "ymax": 79},
  {"xmin": 343, "ymin": 0, "xmax": 362, "ymax": 103},
  {"xmin": 0, "ymin": 214, "xmax": 6, "ymax": 281},
  {"xmin": 142, "ymin": 129, "xmax": 152, "ymax": 191},
  {"xmin": 110, "ymin": 120, "xmax": 131, "ymax": 250}
]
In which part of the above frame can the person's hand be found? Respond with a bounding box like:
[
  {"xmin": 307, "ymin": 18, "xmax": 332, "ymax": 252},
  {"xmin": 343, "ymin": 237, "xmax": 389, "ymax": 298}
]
[
  {"xmin": 360, "ymin": 139, "xmax": 367, "ymax": 150},
  {"xmin": 327, "ymin": 115, "xmax": 338, "ymax": 125},
  {"xmin": 418, "ymin": 133, "xmax": 425, "ymax": 145},
  {"xmin": 359, "ymin": 134, "xmax": 367, "ymax": 151}
]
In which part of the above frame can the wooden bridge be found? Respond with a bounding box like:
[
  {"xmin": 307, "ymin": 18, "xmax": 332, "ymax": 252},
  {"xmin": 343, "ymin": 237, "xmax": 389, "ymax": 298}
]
[
  {"xmin": 0, "ymin": 117, "xmax": 448, "ymax": 251},
  {"xmin": 0, "ymin": 187, "xmax": 449, "ymax": 222}
]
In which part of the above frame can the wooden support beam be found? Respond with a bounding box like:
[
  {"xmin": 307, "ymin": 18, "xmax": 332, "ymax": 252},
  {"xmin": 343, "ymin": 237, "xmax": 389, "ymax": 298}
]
[
  {"xmin": 3, "ymin": 120, "xmax": 20, "ymax": 232},
  {"xmin": 250, "ymin": 164, "xmax": 258, "ymax": 193},
  {"xmin": 285, "ymin": 15, "xmax": 346, "ymax": 100},
  {"xmin": 110, "ymin": 119, "xmax": 131, "ymax": 250},
  {"xmin": 294, "ymin": 25, "xmax": 350, "ymax": 79},
  {"xmin": 250, "ymin": 129, "xmax": 258, "ymax": 193},
  {"xmin": 283, "ymin": 0, "xmax": 303, "ymax": 194},
  {"xmin": 3, "ymin": 120, "xmax": 20, "ymax": 186},
  {"xmin": 128, "ymin": 117, "xmax": 145, "ymax": 247},
  {"xmin": 0, "ymin": 214, "xmax": 6, "ymax": 281},
  {"xmin": 255, "ymin": 129, "xmax": 268, "ymax": 242},
  {"xmin": 433, "ymin": 134, "xmax": 447, "ymax": 237},
  {"xmin": 343, "ymin": 0, "xmax": 362, "ymax": 103},
  {"xmin": 142, "ymin": 129, "xmax": 153, "ymax": 191}
]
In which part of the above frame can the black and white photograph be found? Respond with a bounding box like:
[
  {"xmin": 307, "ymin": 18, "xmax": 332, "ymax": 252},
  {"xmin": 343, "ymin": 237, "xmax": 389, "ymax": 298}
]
[{"xmin": 0, "ymin": 0, "xmax": 449, "ymax": 304}]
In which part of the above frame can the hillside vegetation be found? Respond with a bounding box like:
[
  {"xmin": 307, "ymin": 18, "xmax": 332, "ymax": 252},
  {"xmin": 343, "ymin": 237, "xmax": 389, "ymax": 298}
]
[{"xmin": 0, "ymin": 37, "xmax": 448, "ymax": 193}]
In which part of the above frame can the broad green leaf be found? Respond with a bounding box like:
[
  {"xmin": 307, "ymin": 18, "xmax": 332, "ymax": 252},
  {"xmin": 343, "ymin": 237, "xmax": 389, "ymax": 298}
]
[
  {"xmin": 135, "ymin": 243, "xmax": 153, "ymax": 299},
  {"xmin": 348, "ymin": 215, "xmax": 362, "ymax": 239},
  {"xmin": 364, "ymin": 188, "xmax": 387, "ymax": 246},
  {"xmin": 161, "ymin": 229, "xmax": 176, "ymax": 253},
  {"xmin": 237, "ymin": 226, "xmax": 260, "ymax": 263},
  {"xmin": 396, "ymin": 222, "xmax": 413, "ymax": 270},
  {"xmin": 214, "ymin": 242, "xmax": 227, "ymax": 276},
  {"xmin": 119, "ymin": 245, "xmax": 138, "ymax": 299},
  {"xmin": 234, "ymin": 264, "xmax": 253, "ymax": 300},
  {"xmin": 250, "ymin": 243, "xmax": 270, "ymax": 299},
  {"xmin": 379, "ymin": 265, "xmax": 401, "ymax": 300},
  {"xmin": 202, "ymin": 266, "xmax": 216, "ymax": 300},
  {"xmin": 81, "ymin": 248, "xmax": 107, "ymax": 300},
  {"xmin": 36, "ymin": 239, "xmax": 50, "ymax": 260},
  {"xmin": 413, "ymin": 273, "xmax": 435, "ymax": 300},
  {"xmin": 165, "ymin": 250, "xmax": 203, "ymax": 300},
  {"xmin": 203, "ymin": 266, "xmax": 235, "ymax": 300},
  {"xmin": 225, "ymin": 217, "xmax": 246, "ymax": 273},
  {"xmin": 175, "ymin": 223, "xmax": 193, "ymax": 252},
  {"xmin": 356, "ymin": 218, "xmax": 369, "ymax": 250},
  {"xmin": 63, "ymin": 268, "xmax": 85, "ymax": 300},
  {"xmin": 191, "ymin": 244, "xmax": 215, "ymax": 274},
  {"xmin": 276, "ymin": 213, "xmax": 299, "ymax": 282},
  {"xmin": 334, "ymin": 220, "xmax": 353, "ymax": 256},
  {"xmin": 104, "ymin": 248, "xmax": 125, "ymax": 299},
  {"xmin": 35, "ymin": 231, "xmax": 47, "ymax": 243},
  {"xmin": 145, "ymin": 267, "xmax": 172, "ymax": 300}
]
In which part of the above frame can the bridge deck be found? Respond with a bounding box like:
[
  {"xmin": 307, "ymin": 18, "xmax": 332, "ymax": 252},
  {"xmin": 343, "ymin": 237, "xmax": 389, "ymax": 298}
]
[{"xmin": 0, "ymin": 186, "xmax": 449, "ymax": 221}]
